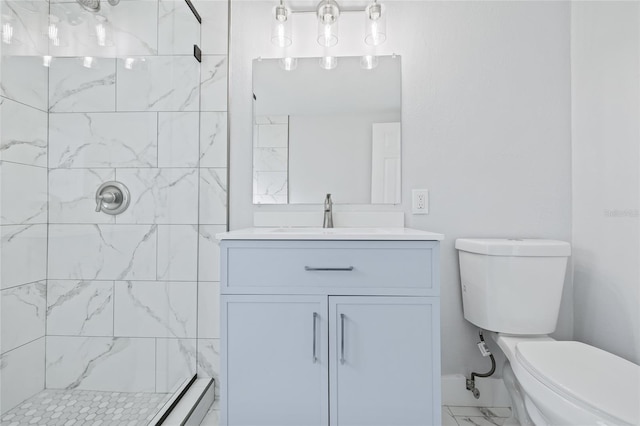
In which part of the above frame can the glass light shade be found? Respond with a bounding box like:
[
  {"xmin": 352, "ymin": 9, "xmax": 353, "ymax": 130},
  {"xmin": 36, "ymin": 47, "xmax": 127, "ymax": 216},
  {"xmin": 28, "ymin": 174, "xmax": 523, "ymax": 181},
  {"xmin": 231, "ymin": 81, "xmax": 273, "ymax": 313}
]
[
  {"xmin": 317, "ymin": 21, "xmax": 338, "ymax": 47},
  {"xmin": 319, "ymin": 56, "xmax": 337, "ymax": 70},
  {"xmin": 365, "ymin": 2, "xmax": 386, "ymax": 46},
  {"xmin": 279, "ymin": 57, "xmax": 298, "ymax": 71},
  {"xmin": 360, "ymin": 55, "xmax": 378, "ymax": 70},
  {"xmin": 271, "ymin": 4, "xmax": 292, "ymax": 47}
]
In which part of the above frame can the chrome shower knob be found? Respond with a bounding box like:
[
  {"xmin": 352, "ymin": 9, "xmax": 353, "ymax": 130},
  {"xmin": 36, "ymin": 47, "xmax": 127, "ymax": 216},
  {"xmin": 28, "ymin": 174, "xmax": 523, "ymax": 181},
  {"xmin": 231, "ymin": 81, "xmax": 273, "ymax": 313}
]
[{"xmin": 95, "ymin": 181, "xmax": 130, "ymax": 215}]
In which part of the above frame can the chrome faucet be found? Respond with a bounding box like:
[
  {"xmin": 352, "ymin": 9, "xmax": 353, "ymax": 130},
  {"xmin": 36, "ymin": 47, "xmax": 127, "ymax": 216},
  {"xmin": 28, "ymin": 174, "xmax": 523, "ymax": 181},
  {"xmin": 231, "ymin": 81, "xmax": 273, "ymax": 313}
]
[{"xmin": 323, "ymin": 193, "xmax": 333, "ymax": 228}]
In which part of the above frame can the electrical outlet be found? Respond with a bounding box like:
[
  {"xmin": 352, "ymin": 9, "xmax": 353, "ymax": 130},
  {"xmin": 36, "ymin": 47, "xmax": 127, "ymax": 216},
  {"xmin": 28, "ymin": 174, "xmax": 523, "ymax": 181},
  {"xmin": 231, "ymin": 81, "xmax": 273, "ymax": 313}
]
[{"xmin": 412, "ymin": 189, "xmax": 429, "ymax": 214}]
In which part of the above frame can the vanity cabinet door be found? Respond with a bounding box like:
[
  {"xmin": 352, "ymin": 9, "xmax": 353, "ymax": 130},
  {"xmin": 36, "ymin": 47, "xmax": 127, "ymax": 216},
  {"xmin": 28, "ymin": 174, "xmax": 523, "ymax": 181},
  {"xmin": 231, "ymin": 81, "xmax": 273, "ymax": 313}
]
[
  {"xmin": 221, "ymin": 295, "xmax": 329, "ymax": 426},
  {"xmin": 329, "ymin": 296, "xmax": 441, "ymax": 426}
]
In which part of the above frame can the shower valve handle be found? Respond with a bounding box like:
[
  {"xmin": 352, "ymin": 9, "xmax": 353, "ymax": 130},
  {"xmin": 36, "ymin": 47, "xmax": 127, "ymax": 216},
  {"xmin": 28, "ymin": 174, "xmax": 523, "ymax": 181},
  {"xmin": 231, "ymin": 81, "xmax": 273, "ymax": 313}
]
[{"xmin": 95, "ymin": 181, "xmax": 130, "ymax": 215}]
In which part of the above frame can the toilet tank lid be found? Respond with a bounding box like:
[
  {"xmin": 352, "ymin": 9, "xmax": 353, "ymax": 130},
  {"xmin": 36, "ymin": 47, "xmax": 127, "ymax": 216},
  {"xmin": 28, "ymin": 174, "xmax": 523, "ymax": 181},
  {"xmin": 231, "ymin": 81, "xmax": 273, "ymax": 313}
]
[
  {"xmin": 455, "ymin": 238, "xmax": 571, "ymax": 256},
  {"xmin": 516, "ymin": 341, "xmax": 640, "ymax": 426}
]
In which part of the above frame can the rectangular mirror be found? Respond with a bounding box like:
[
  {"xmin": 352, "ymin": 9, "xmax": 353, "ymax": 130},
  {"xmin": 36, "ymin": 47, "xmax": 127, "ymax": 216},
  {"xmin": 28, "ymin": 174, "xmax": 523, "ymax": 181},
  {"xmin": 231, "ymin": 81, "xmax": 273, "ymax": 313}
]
[{"xmin": 252, "ymin": 55, "xmax": 402, "ymax": 205}]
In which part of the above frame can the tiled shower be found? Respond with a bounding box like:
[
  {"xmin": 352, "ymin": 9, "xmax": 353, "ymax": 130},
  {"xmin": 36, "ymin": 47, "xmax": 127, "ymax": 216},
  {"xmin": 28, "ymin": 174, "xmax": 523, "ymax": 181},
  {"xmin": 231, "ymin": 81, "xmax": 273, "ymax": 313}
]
[{"xmin": 0, "ymin": 0, "xmax": 228, "ymax": 422}]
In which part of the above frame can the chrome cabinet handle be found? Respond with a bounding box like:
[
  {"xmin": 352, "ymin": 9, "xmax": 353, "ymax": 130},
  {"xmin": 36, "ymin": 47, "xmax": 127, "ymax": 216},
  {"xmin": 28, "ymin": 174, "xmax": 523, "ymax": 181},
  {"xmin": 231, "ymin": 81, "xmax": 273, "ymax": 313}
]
[
  {"xmin": 312, "ymin": 312, "xmax": 318, "ymax": 363},
  {"xmin": 340, "ymin": 313, "xmax": 346, "ymax": 365},
  {"xmin": 304, "ymin": 266, "xmax": 354, "ymax": 272}
]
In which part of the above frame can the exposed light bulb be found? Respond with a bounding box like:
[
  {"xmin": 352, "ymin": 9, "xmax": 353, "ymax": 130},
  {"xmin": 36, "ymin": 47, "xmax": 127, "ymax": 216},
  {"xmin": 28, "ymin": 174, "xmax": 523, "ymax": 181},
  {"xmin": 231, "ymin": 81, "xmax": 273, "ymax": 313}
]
[{"xmin": 271, "ymin": 3, "xmax": 292, "ymax": 47}]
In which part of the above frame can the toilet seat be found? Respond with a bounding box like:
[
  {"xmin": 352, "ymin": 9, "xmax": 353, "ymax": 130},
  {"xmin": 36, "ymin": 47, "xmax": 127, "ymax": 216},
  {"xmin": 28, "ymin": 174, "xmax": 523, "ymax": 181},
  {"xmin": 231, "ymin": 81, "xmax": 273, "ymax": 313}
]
[{"xmin": 515, "ymin": 341, "xmax": 640, "ymax": 426}]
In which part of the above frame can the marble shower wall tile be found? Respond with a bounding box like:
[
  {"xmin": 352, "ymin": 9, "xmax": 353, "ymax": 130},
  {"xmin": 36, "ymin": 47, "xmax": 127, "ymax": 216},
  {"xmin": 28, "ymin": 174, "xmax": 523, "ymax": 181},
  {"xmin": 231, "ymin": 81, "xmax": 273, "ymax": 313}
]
[
  {"xmin": 49, "ymin": 168, "xmax": 116, "ymax": 224},
  {"xmin": 197, "ymin": 282, "xmax": 219, "ymax": 339},
  {"xmin": 193, "ymin": 0, "xmax": 228, "ymax": 55},
  {"xmin": 0, "ymin": 56, "xmax": 48, "ymax": 111},
  {"xmin": 196, "ymin": 339, "xmax": 220, "ymax": 398},
  {"xmin": 49, "ymin": 58, "xmax": 116, "ymax": 113},
  {"xmin": 116, "ymin": 56, "xmax": 200, "ymax": 112},
  {"xmin": 0, "ymin": 224, "xmax": 47, "ymax": 289},
  {"xmin": 115, "ymin": 168, "xmax": 199, "ymax": 224},
  {"xmin": 0, "ymin": 281, "xmax": 46, "ymax": 354},
  {"xmin": 49, "ymin": 112, "xmax": 157, "ymax": 168},
  {"xmin": 0, "ymin": 162, "xmax": 47, "ymax": 225},
  {"xmin": 0, "ymin": 0, "xmax": 49, "ymax": 57},
  {"xmin": 200, "ymin": 112, "xmax": 227, "ymax": 168},
  {"xmin": 158, "ymin": 0, "xmax": 200, "ymax": 55},
  {"xmin": 256, "ymin": 122, "xmax": 288, "ymax": 148},
  {"xmin": 158, "ymin": 112, "xmax": 199, "ymax": 168},
  {"xmin": 48, "ymin": 224, "xmax": 157, "ymax": 281},
  {"xmin": 253, "ymin": 171, "xmax": 288, "ymax": 205},
  {"xmin": 253, "ymin": 148, "xmax": 288, "ymax": 172},
  {"xmin": 200, "ymin": 56, "xmax": 227, "ymax": 112},
  {"xmin": 49, "ymin": 0, "xmax": 159, "ymax": 57},
  {"xmin": 46, "ymin": 336, "xmax": 155, "ymax": 392},
  {"xmin": 198, "ymin": 225, "xmax": 225, "ymax": 282},
  {"xmin": 156, "ymin": 338, "xmax": 196, "ymax": 393},
  {"xmin": 157, "ymin": 225, "xmax": 198, "ymax": 281},
  {"xmin": 0, "ymin": 338, "xmax": 45, "ymax": 415},
  {"xmin": 113, "ymin": 281, "xmax": 197, "ymax": 338},
  {"xmin": 0, "ymin": 98, "xmax": 47, "ymax": 167},
  {"xmin": 47, "ymin": 280, "xmax": 114, "ymax": 337},
  {"xmin": 199, "ymin": 168, "xmax": 227, "ymax": 224}
]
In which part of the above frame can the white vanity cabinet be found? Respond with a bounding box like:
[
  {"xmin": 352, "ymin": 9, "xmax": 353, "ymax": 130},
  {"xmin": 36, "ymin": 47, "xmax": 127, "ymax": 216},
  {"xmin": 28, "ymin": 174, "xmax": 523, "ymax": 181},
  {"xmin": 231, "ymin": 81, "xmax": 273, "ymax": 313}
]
[{"xmin": 218, "ymin": 231, "xmax": 442, "ymax": 426}]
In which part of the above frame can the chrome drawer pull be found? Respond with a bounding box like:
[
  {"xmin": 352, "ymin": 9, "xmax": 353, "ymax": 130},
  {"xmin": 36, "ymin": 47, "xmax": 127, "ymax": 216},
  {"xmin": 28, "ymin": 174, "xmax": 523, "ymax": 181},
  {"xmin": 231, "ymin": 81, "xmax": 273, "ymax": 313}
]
[
  {"xmin": 340, "ymin": 313, "xmax": 346, "ymax": 364},
  {"xmin": 304, "ymin": 266, "xmax": 354, "ymax": 272},
  {"xmin": 312, "ymin": 312, "xmax": 318, "ymax": 363}
]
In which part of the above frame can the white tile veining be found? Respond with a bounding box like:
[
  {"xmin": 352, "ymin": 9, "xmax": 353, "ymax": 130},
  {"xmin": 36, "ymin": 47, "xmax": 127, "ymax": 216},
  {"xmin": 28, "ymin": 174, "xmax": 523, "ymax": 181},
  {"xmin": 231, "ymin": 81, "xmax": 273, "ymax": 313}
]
[
  {"xmin": 46, "ymin": 336, "xmax": 156, "ymax": 392},
  {"xmin": 0, "ymin": 281, "xmax": 46, "ymax": 353},
  {"xmin": 46, "ymin": 280, "xmax": 114, "ymax": 337},
  {"xmin": 0, "ymin": 224, "xmax": 47, "ymax": 290},
  {"xmin": 0, "ymin": 98, "xmax": 48, "ymax": 167},
  {"xmin": 113, "ymin": 280, "xmax": 197, "ymax": 338},
  {"xmin": 48, "ymin": 224, "xmax": 158, "ymax": 281},
  {"xmin": 48, "ymin": 58, "xmax": 117, "ymax": 113},
  {"xmin": 116, "ymin": 56, "xmax": 200, "ymax": 112},
  {"xmin": 49, "ymin": 112, "xmax": 158, "ymax": 168}
]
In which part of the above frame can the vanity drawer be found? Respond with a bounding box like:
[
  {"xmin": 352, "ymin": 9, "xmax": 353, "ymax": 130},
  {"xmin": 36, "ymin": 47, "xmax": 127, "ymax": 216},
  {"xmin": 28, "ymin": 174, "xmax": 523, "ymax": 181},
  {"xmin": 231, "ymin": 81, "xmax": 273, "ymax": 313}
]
[{"xmin": 221, "ymin": 240, "xmax": 438, "ymax": 295}]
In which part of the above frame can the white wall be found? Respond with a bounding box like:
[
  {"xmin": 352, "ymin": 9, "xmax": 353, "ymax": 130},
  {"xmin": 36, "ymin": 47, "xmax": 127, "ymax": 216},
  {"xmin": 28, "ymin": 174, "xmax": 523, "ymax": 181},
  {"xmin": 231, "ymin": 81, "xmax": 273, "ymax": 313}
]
[
  {"xmin": 230, "ymin": 1, "xmax": 572, "ymax": 376},
  {"xmin": 571, "ymin": 2, "xmax": 640, "ymax": 365}
]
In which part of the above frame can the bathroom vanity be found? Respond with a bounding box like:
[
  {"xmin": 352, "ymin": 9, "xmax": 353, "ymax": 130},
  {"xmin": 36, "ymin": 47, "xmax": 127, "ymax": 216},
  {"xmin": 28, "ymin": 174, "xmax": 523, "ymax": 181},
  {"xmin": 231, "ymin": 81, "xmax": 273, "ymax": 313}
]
[{"xmin": 217, "ymin": 228, "xmax": 443, "ymax": 426}]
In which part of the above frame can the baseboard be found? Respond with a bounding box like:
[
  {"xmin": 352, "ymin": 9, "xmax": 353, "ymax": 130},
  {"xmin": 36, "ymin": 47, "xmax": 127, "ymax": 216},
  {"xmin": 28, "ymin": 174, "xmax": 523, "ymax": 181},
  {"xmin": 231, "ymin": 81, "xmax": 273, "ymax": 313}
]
[{"xmin": 442, "ymin": 374, "xmax": 510, "ymax": 407}]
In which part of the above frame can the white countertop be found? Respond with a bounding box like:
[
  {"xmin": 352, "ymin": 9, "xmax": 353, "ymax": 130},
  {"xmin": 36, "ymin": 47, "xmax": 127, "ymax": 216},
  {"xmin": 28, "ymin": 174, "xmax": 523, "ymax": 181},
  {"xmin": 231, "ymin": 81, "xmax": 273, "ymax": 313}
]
[{"xmin": 216, "ymin": 227, "xmax": 444, "ymax": 241}]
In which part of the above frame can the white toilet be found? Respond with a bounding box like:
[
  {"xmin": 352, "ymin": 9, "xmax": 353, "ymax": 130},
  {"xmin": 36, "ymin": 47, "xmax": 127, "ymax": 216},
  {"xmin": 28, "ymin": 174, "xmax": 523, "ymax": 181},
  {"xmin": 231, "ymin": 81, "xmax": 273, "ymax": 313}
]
[{"xmin": 456, "ymin": 238, "xmax": 640, "ymax": 426}]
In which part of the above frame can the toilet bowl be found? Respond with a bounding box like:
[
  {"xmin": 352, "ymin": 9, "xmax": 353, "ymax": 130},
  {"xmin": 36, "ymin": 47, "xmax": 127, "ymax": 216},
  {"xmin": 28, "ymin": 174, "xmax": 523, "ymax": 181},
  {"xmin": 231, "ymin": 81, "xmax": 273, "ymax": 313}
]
[{"xmin": 456, "ymin": 239, "xmax": 640, "ymax": 426}]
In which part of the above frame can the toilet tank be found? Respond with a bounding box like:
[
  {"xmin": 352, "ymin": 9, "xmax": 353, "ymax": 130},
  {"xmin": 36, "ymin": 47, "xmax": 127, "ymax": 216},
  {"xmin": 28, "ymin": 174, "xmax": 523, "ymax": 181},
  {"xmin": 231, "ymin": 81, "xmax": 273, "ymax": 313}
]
[{"xmin": 455, "ymin": 239, "xmax": 571, "ymax": 335}]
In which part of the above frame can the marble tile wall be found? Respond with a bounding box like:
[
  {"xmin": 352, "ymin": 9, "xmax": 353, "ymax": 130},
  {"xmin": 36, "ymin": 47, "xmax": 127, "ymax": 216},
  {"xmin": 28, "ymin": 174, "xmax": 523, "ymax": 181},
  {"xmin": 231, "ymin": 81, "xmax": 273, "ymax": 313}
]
[
  {"xmin": 253, "ymin": 116, "xmax": 289, "ymax": 204},
  {"xmin": 43, "ymin": 0, "xmax": 229, "ymax": 400},
  {"xmin": 0, "ymin": 0, "xmax": 50, "ymax": 414}
]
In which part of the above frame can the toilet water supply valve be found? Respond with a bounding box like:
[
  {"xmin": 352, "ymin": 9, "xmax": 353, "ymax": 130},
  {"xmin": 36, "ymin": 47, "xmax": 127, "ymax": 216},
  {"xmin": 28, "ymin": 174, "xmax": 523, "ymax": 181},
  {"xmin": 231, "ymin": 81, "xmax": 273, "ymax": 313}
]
[{"xmin": 466, "ymin": 330, "xmax": 496, "ymax": 399}]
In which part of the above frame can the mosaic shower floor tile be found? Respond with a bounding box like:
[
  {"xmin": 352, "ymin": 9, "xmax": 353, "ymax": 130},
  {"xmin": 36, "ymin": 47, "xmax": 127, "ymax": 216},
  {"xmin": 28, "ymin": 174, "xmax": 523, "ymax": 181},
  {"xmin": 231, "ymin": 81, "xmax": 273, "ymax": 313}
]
[{"xmin": 1, "ymin": 389, "xmax": 172, "ymax": 426}]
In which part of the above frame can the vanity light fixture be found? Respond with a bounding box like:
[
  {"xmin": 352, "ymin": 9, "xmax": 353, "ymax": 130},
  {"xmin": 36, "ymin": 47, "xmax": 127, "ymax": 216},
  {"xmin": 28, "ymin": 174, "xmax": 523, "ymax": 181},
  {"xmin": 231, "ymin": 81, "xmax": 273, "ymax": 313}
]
[
  {"xmin": 271, "ymin": 0, "xmax": 292, "ymax": 47},
  {"xmin": 316, "ymin": 0, "xmax": 340, "ymax": 47},
  {"xmin": 364, "ymin": 0, "xmax": 386, "ymax": 46}
]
